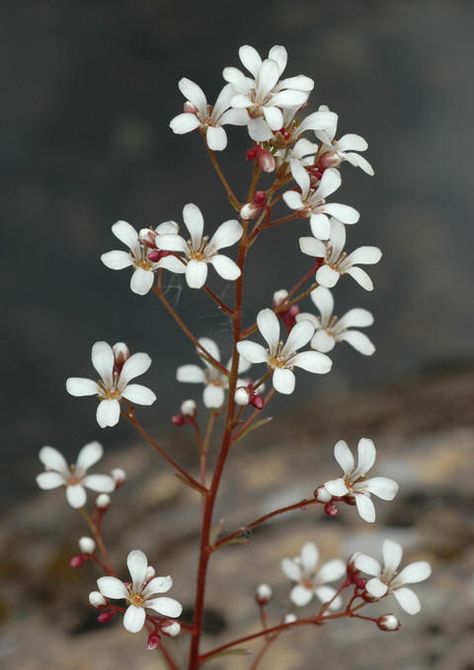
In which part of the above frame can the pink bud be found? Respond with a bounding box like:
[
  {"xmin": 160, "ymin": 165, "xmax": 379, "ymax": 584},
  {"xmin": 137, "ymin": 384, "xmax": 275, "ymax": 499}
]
[
  {"xmin": 324, "ymin": 501, "xmax": 338, "ymax": 517},
  {"xmin": 318, "ymin": 150, "xmax": 340, "ymax": 170},
  {"xmin": 250, "ymin": 394, "xmax": 265, "ymax": 410},
  {"xmin": 97, "ymin": 611, "xmax": 114, "ymax": 624},
  {"xmin": 139, "ymin": 228, "xmax": 157, "ymax": 248},
  {"xmin": 258, "ymin": 150, "xmax": 275, "ymax": 173},
  {"xmin": 147, "ymin": 632, "xmax": 161, "ymax": 650},
  {"xmin": 246, "ymin": 146, "xmax": 259, "ymax": 161},
  {"xmin": 377, "ymin": 614, "xmax": 400, "ymax": 632},
  {"xmin": 70, "ymin": 555, "xmax": 86, "ymax": 569},
  {"xmin": 148, "ymin": 249, "xmax": 162, "ymax": 262},
  {"xmin": 253, "ymin": 190, "xmax": 267, "ymax": 206},
  {"xmin": 240, "ymin": 202, "xmax": 259, "ymax": 220},
  {"xmin": 356, "ymin": 577, "xmax": 367, "ymax": 589},
  {"xmin": 172, "ymin": 414, "xmax": 185, "ymax": 426}
]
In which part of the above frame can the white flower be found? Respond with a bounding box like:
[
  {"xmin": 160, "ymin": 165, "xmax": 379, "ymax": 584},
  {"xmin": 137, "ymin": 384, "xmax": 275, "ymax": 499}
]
[
  {"xmin": 323, "ymin": 438, "xmax": 399, "ymax": 522},
  {"xmin": 223, "ymin": 45, "xmax": 314, "ymax": 141},
  {"xmin": 284, "ymin": 160, "xmax": 359, "ymax": 240},
  {"xmin": 89, "ymin": 591, "xmax": 107, "ymax": 608},
  {"xmin": 170, "ymin": 80, "xmax": 248, "ymax": 150},
  {"xmin": 354, "ymin": 540, "xmax": 431, "ymax": 615},
  {"xmin": 275, "ymin": 108, "xmax": 338, "ymax": 167},
  {"xmin": 156, "ymin": 204, "xmax": 242, "ymax": 289},
  {"xmin": 101, "ymin": 220, "xmax": 185, "ymax": 296},
  {"xmin": 162, "ymin": 621, "xmax": 181, "ymax": 637},
  {"xmin": 237, "ymin": 309, "xmax": 332, "ymax": 395},
  {"xmin": 281, "ymin": 542, "xmax": 346, "ymax": 608},
  {"xmin": 66, "ymin": 341, "xmax": 157, "ymax": 428},
  {"xmin": 299, "ymin": 219, "xmax": 382, "ymax": 291},
  {"xmin": 97, "ymin": 549, "xmax": 182, "ymax": 633},
  {"xmin": 79, "ymin": 537, "xmax": 96, "ymax": 554},
  {"xmin": 36, "ymin": 442, "xmax": 115, "ymax": 508},
  {"xmin": 177, "ymin": 338, "xmax": 250, "ymax": 408},
  {"xmin": 315, "ymin": 105, "xmax": 374, "ymax": 176},
  {"xmin": 297, "ymin": 287, "xmax": 375, "ymax": 355}
]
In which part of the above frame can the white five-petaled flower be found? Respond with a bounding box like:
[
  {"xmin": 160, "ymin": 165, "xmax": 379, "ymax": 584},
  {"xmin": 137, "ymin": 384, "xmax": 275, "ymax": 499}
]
[
  {"xmin": 297, "ymin": 287, "xmax": 375, "ymax": 356},
  {"xmin": 299, "ymin": 218, "xmax": 382, "ymax": 291},
  {"xmin": 66, "ymin": 341, "xmax": 157, "ymax": 428},
  {"xmin": 177, "ymin": 337, "xmax": 250, "ymax": 408},
  {"xmin": 36, "ymin": 442, "xmax": 115, "ymax": 508},
  {"xmin": 354, "ymin": 540, "xmax": 431, "ymax": 615},
  {"xmin": 156, "ymin": 203, "xmax": 242, "ymax": 289},
  {"xmin": 322, "ymin": 438, "xmax": 399, "ymax": 523},
  {"xmin": 169, "ymin": 80, "xmax": 249, "ymax": 151},
  {"xmin": 315, "ymin": 105, "xmax": 374, "ymax": 176},
  {"xmin": 275, "ymin": 107, "xmax": 338, "ymax": 167},
  {"xmin": 223, "ymin": 45, "xmax": 314, "ymax": 142},
  {"xmin": 237, "ymin": 308, "xmax": 332, "ymax": 395},
  {"xmin": 284, "ymin": 160, "xmax": 360, "ymax": 240},
  {"xmin": 97, "ymin": 549, "xmax": 182, "ymax": 633},
  {"xmin": 281, "ymin": 542, "xmax": 346, "ymax": 608},
  {"xmin": 101, "ymin": 220, "xmax": 184, "ymax": 296}
]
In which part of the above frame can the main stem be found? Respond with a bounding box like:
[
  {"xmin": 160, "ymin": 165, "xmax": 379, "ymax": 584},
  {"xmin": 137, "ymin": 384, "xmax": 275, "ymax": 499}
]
[{"xmin": 187, "ymin": 223, "xmax": 248, "ymax": 668}]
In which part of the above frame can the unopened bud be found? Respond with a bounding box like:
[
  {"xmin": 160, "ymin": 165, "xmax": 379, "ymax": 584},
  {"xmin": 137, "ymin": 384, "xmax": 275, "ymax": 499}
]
[
  {"xmin": 284, "ymin": 613, "xmax": 297, "ymax": 624},
  {"xmin": 111, "ymin": 467, "xmax": 126, "ymax": 486},
  {"xmin": 253, "ymin": 190, "xmax": 267, "ymax": 206},
  {"xmin": 70, "ymin": 554, "xmax": 86, "ymax": 568},
  {"xmin": 89, "ymin": 591, "xmax": 107, "ymax": 608},
  {"xmin": 258, "ymin": 150, "xmax": 275, "ymax": 173},
  {"xmin": 172, "ymin": 413, "xmax": 185, "ymax": 426},
  {"xmin": 235, "ymin": 387, "xmax": 250, "ymax": 406},
  {"xmin": 240, "ymin": 202, "xmax": 259, "ymax": 220},
  {"xmin": 161, "ymin": 621, "xmax": 181, "ymax": 637},
  {"xmin": 112, "ymin": 342, "xmax": 130, "ymax": 372},
  {"xmin": 96, "ymin": 493, "xmax": 111, "ymax": 509},
  {"xmin": 139, "ymin": 228, "xmax": 157, "ymax": 248},
  {"xmin": 78, "ymin": 536, "xmax": 96, "ymax": 554},
  {"xmin": 273, "ymin": 289, "xmax": 289, "ymax": 307},
  {"xmin": 250, "ymin": 394, "xmax": 265, "ymax": 410},
  {"xmin": 181, "ymin": 399, "xmax": 196, "ymax": 416},
  {"xmin": 147, "ymin": 632, "xmax": 161, "ymax": 650},
  {"xmin": 256, "ymin": 583, "xmax": 272, "ymax": 605},
  {"xmin": 377, "ymin": 614, "xmax": 400, "ymax": 632},
  {"xmin": 97, "ymin": 611, "xmax": 114, "ymax": 624},
  {"xmin": 324, "ymin": 501, "xmax": 338, "ymax": 517},
  {"xmin": 315, "ymin": 485, "xmax": 332, "ymax": 503},
  {"xmin": 148, "ymin": 249, "xmax": 162, "ymax": 262},
  {"xmin": 318, "ymin": 150, "xmax": 340, "ymax": 170}
]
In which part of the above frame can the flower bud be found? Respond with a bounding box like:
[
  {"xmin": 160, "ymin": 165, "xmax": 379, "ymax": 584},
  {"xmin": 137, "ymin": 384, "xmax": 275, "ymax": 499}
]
[
  {"xmin": 318, "ymin": 150, "xmax": 340, "ymax": 170},
  {"xmin": 240, "ymin": 202, "xmax": 259, "ymax": 220},
  {"xmin": 249, "ymin": 394, "xmax": 265, "ymax": 410},
  {"xmin": 89, "ymin": 591, "xmax": 107, "ymax": 608},
  {"xmin": 112, "ymin": 342, "xmax": 130, "ymax": 372},
  {"xmin": 96, "ymin": 493, "xmax": 111, "ymax": 509},
  {"xmin": 324, "ymin": 501, "xmax": 338, "ymax": 517},
  {"xmin": 147, "ymin": 632, "xmax": 161, "ymax": 650},
  {"xmin": 70, "ymin": 554, "xmax": 86, "ymax": 568},
  {"xmin": 172, "ymin": 413, "xmax": 185, "ymax": 426},
  {"xmin": 273, "ymin": 289, "xmax": 289, "ymax": 307},
  {"xmin": 377, "ymin": 614, "xmax": 400, "ymax": 632},
  {"xmin": 181, "ymin": 399, "xmax": 196, "ymax": 416},
  {"xmin": 283, "ymin": 613, "xmax": 297, "ymax": 624},
  {"xmin": 258, "ymin": 149, "xmax": 275, "ymax": 173},
  {"xmin": 139, "ymin": 228, "xmax": 157, "ymax": 248},
  {"xmin": 256, "ymin": 583, "xmax": 272, "ymax": 605},
  {"xmin": 78, "ymin": 536, "xmax": 96, "ymax": 554},
  {"xmin": 253, "ymin": 190, "xmax": 267, "ymax": 207},
  {"xmin": 314, "ymin": 485, "xmax": 332, "ymax": 503},
  {"xmin": 235, "ymin": 387, "xmax": 250, "ymax": 406},
  {"xmin": 147, "ymin": 249, "xmax": 162, "ymax": 262},
  {"xmin": 97, "ymin": 611, "xmax": 114, "ymax": 624},
  {"xmin": 161, "ymin": 621, "xmax": 181, "ymax": 637},
  {"xmin": 111, "ymin": 467, "xmax": 126, "ymax": 487}
]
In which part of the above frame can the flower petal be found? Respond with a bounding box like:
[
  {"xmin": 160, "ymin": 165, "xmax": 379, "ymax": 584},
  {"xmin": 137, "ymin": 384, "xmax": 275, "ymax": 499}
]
[
  {"xmin": 111, "ymin": 220, "xmax": 140, "ymax": 252},
  {"xmin": 248, "ymin": 117, "xmax": 273, "ymax": 141},
  {"xmin": 123, "ymin": 604, "xmax": 146, "ymax": 633},
  {"xmin": 272, "ymin": 367, "xmax": 295, "ymax": 394},
  {"xmin": 203, "ymin": 384, "xmax": 225, "ymax": 409},
  {"xmin": 354, "ymin": 492, "xmax": 376, "ymax": 522},
  {"xmin": 290, "ymin": 584, "xmax": 313, "ymax": 607},
  {"xmin": 127, "ymin": 549, "xmax": 148, "ymax": 591},
  {"xmin": 76, "ymin": 441, "xmax": 103, "ymax": 472},
  {"xmin": 337, "ymin": 308, "xmax": 374, "ymax": 330},
  {"xmin": 347, "ymin": 246, "xmax": 382, "ymax": 266},
  {"xmin": 334, "ymin": 440, "xmax": 355, "ymax": 473},
  {"xmin": 395, "ymin": 561, "xmax": 431, "ymax": 585},
  {"xmin": 178, "ymin": 77, "xmax": 207, "ymax": 112},
  {"xmin": 142, "ymin": 576, "xmax": 173, "ymax": 597},
  {"xmin": 354, "ymin": 553, "xmax": 382, "ymax": 576},
  {"xmin": 36, "ymin": 471, "xmax": 65, "ymax": 490},
  {"xmin": 66, "ymin": 484, "xmax": 87, "ymax": 508},
  {"xmin": 176, "ymin": 365, "xmax": 206, "ymax": 383},
  {"xmin": 315, "ymin": 586, "xmax": 342, "ymax": 609},
  {"xmin": 236, "ymin": 341, "xmax": 268, "ymax": 364},
  {"xmin": 170, "ymin": 112, "xmax": 201, "ymax": 134},
  {"xmin": 301, "ymin": 542, "xmax": 318, "ymax": 572},
  {"xmin": 130, "ymin": 267, "xmax": 154, "ymax": 295},
  {"xmin": 101, "ymin": 250, "xmax": 133, "ymax": 270},
  {"xmin": 206, "ymin": 125, "xmax": 227, "ymax": 151},
  {"xmin": 338, "ymin": 331, "xmax": 375, "ymax": 356},
  {"xmin": 311, "ymin": 329, "xmax": 336, "ymax": 353},
  {"xmin": 91, "ymin": 341, "xmax": 114, "ymax": 385},
  {"xmin": 66, "ymin": 377, "xmax": 99, "ymax": 397},
  {"xmin": 239, "ymin": 44, "xmax": 262, "ymax": 77},
  {"xmin": 364, "ymin": 476, "xmax": 399, "ymax": 501},
  {"xmin": 316, "ymin": 264, "xmax": 340, "ymax": 288},
  {"xmin": 97, "ymin": 576, "xmax": 128, "ymax": 599},
  {"xmin": 146, "ymin": 597, "xmax": 182, "ymax": 618},
  {"xmin": 120, "ymin": 352, "xmax": 152, "ymax": 385},
  {"xmin": 393, "ymin": 587, "xmax": 421, "ymax": 615},
  {"xmin": 198, "ymin": 337, "xmax": 221, "ymax": 363},
  {"xmin": 282, "ymin": 320, "xmax": 315, "ymax": 356},
  {"xmin": 39, "ymin": 446, "xmax": 69, "ymax": 474},
  {"xmin": 323, "ymin": 203, "xmax": 360, "ymax": 224},
  {"xmin": 182, "ymin": 203, "xmax": 204, "ymax": 249},
  {"xmin": 185, "ymin": 259, "xmax": 208, "ymax": 289},
  {"xmin": 208, "ymin": 219, "xmax": 243, "ymax": 251},
  {"xmin": 96, "ymin": 399, "xmax": 121, "ymax": 428},
  {"xmin": 257, "ymin": 58, "xmax": 279, "ymax": 97},
  {"xmin": 324, "ymin": 477, "xmax": 349, "ymax": 497},
  {"xmin": 257, "ymin": 309, "xmax": 280, "ymax": 351},
  {"xmin": 281, "ymin": 558, "xmax": 301, "ymax": 582},
  {"xmin": 299, "ymin": 236, "xmax": 326, "ymax": 258},
  {"xmin": 366, "ymin": 577, "xmax": 388, "ymax": 598},
  {"xmin": 290, "ymin": 159, "xmax": 310, "ymax": 197},
  {"xmin": 291, "ymin": 350, "xmax": 332, "ymax": 374},
  {"xmin": 357, "ymin": 438, "xmax": 376, "ymax": 475},
  {"xmin": 310, "ymin": 213, "xmax": 331, "ymax": 240},
  {"xmin": 316, "ymin": 168, "xmax": 341, "ymax": 199},
  {"xmin": 263, "ymin": 105, "xmax": 283, "ymax": 131},
  {"xmin": 345, "ymin": 266, "xmax": 374, "ymax": 291},
  {"xmin": 209, "ymin": 255, "xmax": 241, "ymax": 281},
  {"xmin": 121, "ymin": 384, "xmax": 156, "ymax": 405},
  {"xmin": 317, "ymin": 559, "xmax": 346, "ymax": 584},
  {"xmin": 82, "ymin": 474, "xmax": 115, "ymax": 492},
  {"xmin": 155, "ymin": 234, "xmax": 188, "ymax": 253}
]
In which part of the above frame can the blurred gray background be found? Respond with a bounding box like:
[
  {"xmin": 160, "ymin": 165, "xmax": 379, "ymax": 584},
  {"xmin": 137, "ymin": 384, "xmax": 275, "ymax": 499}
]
[{"xmin": 1, "ymin": 0, "xmax": 473, "ymax": 504}]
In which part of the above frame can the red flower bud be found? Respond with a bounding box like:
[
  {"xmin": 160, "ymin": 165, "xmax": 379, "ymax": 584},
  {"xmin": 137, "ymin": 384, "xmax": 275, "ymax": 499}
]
[{"xmin": 324, "ymin": 501, "xmax": 338, "ymax": 517}]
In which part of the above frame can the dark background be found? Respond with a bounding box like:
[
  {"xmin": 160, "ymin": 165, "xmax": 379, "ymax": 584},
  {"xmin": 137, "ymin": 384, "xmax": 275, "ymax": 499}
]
[{"xmin": 2, "ymin": 0, "xmax": 473, "ymax": 506}]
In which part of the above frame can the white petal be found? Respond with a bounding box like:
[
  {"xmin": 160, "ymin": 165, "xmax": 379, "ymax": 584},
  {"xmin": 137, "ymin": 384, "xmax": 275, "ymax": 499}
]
[
  {"xmin": 146, "ymin": 597, "xmax": 183, "ymax": 618},
  {"xmin": 263, "ymin": 105, "xmax": 283, "ymax": 131},
  {"xmin": 198, "ymin": 337, "xmax": 221, "ymax": 363},
  {"xmin": 142, "ymin": 576, "xmax": 173, "ymax": 597},
  {"xmin": 366, "ymin": 577, "xmax": 388, "ymax": 598},
  {"xmin": 354, "ymin": 493, "xmax": 376, "ymax": 522},
  {"xmin": 337, "ymin": 308, "xmax": 374, "ymax": 329},
  {"xmin": 323, "ymin": 203, "xmax": 360, "ymax": 224},
  {"xmin": 316, "ymin": 168, "xmax": 341, "ymax": 199},
  {"xmin": 283, "ymin": 190, "xmax": 305, "ymax": 211},
  {"xmin": 236, "ymin": 341, "xmax": 268, "ymax": 364},
  {"xmin": 248, "ymin": 118, "xmax": 273, "ymax": 141},
  {"xmin": 39, "ymin": 446, "xmax": 69, "ymax": 474},
  {"xmin": 178, "ymin": 77, "xmax": 207, "ymax": 112},
  {"xmin": 310, "ymin": 213, "xmax": 331, "ymax": 240},
  {"xmin": 279, "ymin": 74, "xmax": 314, "ymax": 92},
  {"xmin": 314, "ymin": 586, "xmax": 341, "ymax": 609},
  {"xmin": 66, "ymin": 377, "xmax": 98, "ymax": 397},
  {"xmin": 329, "ymin": 218, "xmax": 346, "ymax": 255},
  {"xmin": 290, "ymin": 159, "xmax": 311, "ymax": 196},
  {"xmin": 324, "ymin": 478, "xmax": 349, "ymax": 497},
  {"xmin": 212, "ymin": 83, "xmax": 235, "ymax": 119},
  {"xmin": 123, "ymin": 604, "xmax": 146, "ymax": 633},
  {"xmin": 317, "ymin": 559, "xmax": 346, "ymax": 583},
  {"xmin": 111, "ymin": 220, "xmax": 139, "ymax": 251},
  {"xmin": 120, "ymin": 352, "xmax": 152, "ymax": 385},
  {"xmin": 308, "ymin": 287, "xmax": 334, "ymax": 320},
  {"xmin": 281, "ymin": 558, "xmax": 301, "ymax": 582},
  {"xmin": 290, "ymin": 584, "xmax": 313, "ymax": 607},
  {"xmin": 82, "ymin": 474, "xmax": 116, "ymax": 492},
  {"xmin": 155, "ymin": 234, "xmax": 188, "ymax": 253},
  {"xmin": 345, "ymin": 266, "xmax": 374, "ymax": 291},
  {"xmin": 268, "ymin": 45, "xmax": 288, "ymax": 75},
  {"xmin": 296, "ymin": 312, "xmax": 319, "ymax": 328},
  {"xmin": 282, "ymin": 320, "xmax": 315, "ymax": 356},
  {"xmin": 354, "ymin": 554, "xmax": 382, "ymax": 577},
  {"xmin": 334, "ymin": 440, "xmax": 355, "ymax": 473},
  {"xmin": 270, "ymin": 90, "xmax": 308, "ymax": 107},
  {"xmin": 97, "ymin": 576, "xmax": 128, "ymax": 599},
  {"xmin": 182, "ymin": 203, "xmax": 204, "ymax": 249},
  {"xmin": 209, "ymin": 255, "xmax": 241, "ymax": 281},
  {"xmin": 301, "ymin": 542, "xmax": 319, "ymax": 572},
  {"xmin": 96, "ymin": 399, "xmax": 121, "ymax": 428},
  {"xmin": 185, "ymin": 259, "xmax": 208, "ymax": 289},
  {"xmin": 257, "ymin": 308, "xmax": 280, "ymax": 351},
  {"xmin": 343, "ymin": 152, "xmax": 374, "ymax": 176},
  {"xmin": 299, "ymin": 236, "xmax": 326, "ymax": 258},
  {"xmin": 158, "ymin": 255, "xmax": 187, "ymax": 274},
  {"xmin": 209, "ymin": 219, "xmax": 243, "ymax": 251},
  {"xmin": 272, "ymin": 368, "xmax": 295, "ymax": 394},
  {"xmin": 298, "ymin": 110, "xmax": 338, "ymax": 134},
  {"xmin": 393, "ymin": 587, "xmax": 421, "ymax": 615},
  {"xmin": 206, "ymin": 125, "xmax": 227, "ymax": 151},
  {"xmin": 170, "ymin": 112, "xmax": 201, "ymax": 134},
  {"xmin": 155, "ymin": 220, "xmax": 179, "ymax": 235},
  {"xmin": 176, "ymin": 365, "xmax": 206, "ymax": 383},
  {"xmin": 347, "ymin": 246, "xmax": 382, "ymax": 266},
  {"xmin": 239, "ymin": 45, "xmax": 262, "ymax": 78},
  {"xmin": 337, "ymin": 133, "xmax": 368, "ymax": 152},
  {"xmin": 291, "ymin": 350, "xmax": 332, "ymax": 374},
  {"xmin": 311, "ymin": 329, "xmax": 336, "ymax": 353},
  {"xmin": 121, "ymin": 384, "xmax": 156, "ymax": 406},
  {"xmin": 36, "ymin": 471, "xmax": 65, "ymax": 490},
  {"xmin": 364, "ymin": 477, "xmax": 399, "ymax": 500},
  {"xmin": 316, "ymin": 265, "xmax": 340, "ymax": 288},
  {"xmin": 357, "ymin": 438, "xmax": 376, "ymax": 475},
  {"xmin": 395, "ymin": 561, "xmax": 431, "ymax": 585},
  {"xmin": 101, "ymin": 250, "xmax": 133, "ymax": 270},
  {"xmin": 66, "ymin": 484, "xmax": 87, "ymax": 508},
  {"xmin": 257, "ymin": 58, "xmax": 279, "ymax": 97},
  {"xmin": 127, "ymin": 549, "xmax": 148, "ymax": 591},
  {"xmin": 130, "ymin": 267, "xmax": 154, "ymax": 295},
  {"xmin": 203, "ymin": 384, "xmax": 225, "ymax": 409},
  {"xmin": 76, "ymin": 441, "xmax": 103, "ymax": 472},
  {"xmin": 91, "ymin": 341, "xmax": 114, "ymax": 385},
  {"xmin": 222, "ymin": 66, "xmax": 250, "ymax": 93},
  {"xmin": 219, "ymin": 107, "xmax": 249, "ymax": 126}
]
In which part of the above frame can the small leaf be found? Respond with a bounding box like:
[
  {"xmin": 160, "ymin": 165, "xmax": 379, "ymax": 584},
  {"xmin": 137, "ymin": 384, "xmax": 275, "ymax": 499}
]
[{"xmin": 233, "ymin": 417, "xmax": 273, "ymax": 445}]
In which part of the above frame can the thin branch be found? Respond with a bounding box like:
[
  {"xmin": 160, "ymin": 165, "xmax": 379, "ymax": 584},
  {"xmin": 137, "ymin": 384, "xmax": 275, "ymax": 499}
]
[{"xmin": 205, "ymin": 143, "xmax": 241, "ymax": 211}]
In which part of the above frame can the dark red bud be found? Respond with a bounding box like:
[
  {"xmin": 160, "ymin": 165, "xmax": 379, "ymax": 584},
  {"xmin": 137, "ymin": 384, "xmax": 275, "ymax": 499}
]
[
  {"xmin": 70, "ymin": 555, "xmax": 86, "ymax": 568},
  {"xmin": 253, "ymin": 191, "xmax": 267, "ymax": 206},
  {"xmin": 250, "ymin": 394, "xmax": 265, "ymax": 410},
  {"xmin": 324, "ymin": 501, "xmax": 338, "ymax": 517},
  {"xmin": 97, "ymin": 611, "xmax": 114, "ymax": 623},
  {"xmin": 172, "ymin": 414, "xmax": 185, "ymax": 426},
  {"xmin": 147, "ymin": 632, "xmax": 160, "ymax": 650}
]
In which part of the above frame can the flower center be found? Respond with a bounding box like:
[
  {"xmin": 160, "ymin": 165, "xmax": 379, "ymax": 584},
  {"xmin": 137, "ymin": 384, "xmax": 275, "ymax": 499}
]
[{"xmin": 128, "ymin": 592, "xmax": 145, "ymax": 607}]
